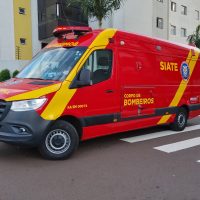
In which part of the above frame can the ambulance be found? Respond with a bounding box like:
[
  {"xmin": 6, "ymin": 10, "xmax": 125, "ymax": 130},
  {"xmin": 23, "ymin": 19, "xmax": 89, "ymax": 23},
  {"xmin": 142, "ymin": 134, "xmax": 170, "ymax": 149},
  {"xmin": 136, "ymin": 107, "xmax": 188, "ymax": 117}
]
[{"xmin": 0, "ymin": 26, "xmax": 200, "ymax": 159}]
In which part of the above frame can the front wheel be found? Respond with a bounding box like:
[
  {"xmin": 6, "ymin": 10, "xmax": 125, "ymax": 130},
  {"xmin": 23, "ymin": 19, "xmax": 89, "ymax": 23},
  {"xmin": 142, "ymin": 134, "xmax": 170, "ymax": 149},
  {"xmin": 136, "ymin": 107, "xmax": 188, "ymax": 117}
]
[
  {"xmin": 38, "ymin": 120, "xmax": 79, "ymax": 160},
  {"xmin": 170, "ymin": 107, "xmax": 188, "ymax": 131}
]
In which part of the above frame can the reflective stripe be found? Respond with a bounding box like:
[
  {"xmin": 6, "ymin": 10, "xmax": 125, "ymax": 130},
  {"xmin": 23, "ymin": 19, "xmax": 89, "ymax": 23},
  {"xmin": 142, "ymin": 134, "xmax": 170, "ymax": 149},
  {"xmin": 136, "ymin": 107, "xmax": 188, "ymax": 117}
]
[{"xmin": 5, "ymin": 83, "xmax": 62, "ymax": 101}]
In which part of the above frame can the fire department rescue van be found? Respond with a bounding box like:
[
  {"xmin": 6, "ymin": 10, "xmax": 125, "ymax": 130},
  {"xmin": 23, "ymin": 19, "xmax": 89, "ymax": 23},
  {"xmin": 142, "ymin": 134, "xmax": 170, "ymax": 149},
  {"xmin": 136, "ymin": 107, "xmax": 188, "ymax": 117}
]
[{"xmin": 0, "ymin": 26, "xmax": 200, "ymax": 159}]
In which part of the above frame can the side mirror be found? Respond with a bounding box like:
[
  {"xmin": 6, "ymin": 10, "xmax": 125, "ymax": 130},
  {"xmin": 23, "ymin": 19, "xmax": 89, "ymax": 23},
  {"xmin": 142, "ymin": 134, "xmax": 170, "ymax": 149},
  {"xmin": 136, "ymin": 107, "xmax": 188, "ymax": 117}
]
[
  {"xmin": 79, "ymin": 68, "xmax": 91, "ymax": 85},
  {"xmin": 70, "ymin": 68, "xmax": 91, "ymax": 89},
  {"xmin": 78, "ymin": 68, "xmax": 91, "ymax": 86}
]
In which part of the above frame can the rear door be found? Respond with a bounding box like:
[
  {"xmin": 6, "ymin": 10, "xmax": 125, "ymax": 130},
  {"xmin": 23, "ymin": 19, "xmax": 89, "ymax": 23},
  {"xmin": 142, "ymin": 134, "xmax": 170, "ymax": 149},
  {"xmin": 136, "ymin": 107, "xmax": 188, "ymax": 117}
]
[
  {"xmin": 118, "ymin": 50, "xmax": 156, "ymax": 119},
  {"xmin": 122, "ymin": 87, "xmax": 155, "ymax": 118}
]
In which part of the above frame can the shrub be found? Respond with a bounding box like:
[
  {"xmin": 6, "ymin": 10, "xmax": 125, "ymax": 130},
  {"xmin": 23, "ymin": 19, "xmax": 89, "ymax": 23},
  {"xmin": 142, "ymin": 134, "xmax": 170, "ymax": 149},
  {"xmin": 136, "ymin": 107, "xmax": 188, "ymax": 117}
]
[
  {"xmin": 0, "ymin": 69, "xmax": 11, "ymax": 82},
  {"xmin": 13, "ymin": 70, "xmax": 20, "ymax": 78}
]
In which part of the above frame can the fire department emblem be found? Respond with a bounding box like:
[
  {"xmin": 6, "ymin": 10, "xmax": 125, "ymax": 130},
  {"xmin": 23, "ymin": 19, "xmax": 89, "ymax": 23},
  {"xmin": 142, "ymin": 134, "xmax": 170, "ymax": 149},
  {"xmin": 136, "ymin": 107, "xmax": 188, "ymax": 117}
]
[{"xmin": 181, "ymin": 62, "xmax": 190, "ymax": 81}]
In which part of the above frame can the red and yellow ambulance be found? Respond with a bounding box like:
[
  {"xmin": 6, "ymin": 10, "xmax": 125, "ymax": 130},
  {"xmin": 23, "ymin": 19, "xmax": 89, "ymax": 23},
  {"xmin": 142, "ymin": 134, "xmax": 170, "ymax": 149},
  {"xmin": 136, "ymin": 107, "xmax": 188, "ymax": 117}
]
[{"xmin": 0, "ymin": 26, "xmax": 200, "ymax": 159}]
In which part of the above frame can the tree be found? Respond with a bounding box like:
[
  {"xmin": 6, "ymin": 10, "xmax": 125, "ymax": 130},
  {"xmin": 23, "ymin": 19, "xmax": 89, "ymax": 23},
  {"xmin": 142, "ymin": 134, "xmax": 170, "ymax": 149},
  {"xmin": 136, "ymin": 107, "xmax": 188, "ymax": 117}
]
[
  {"xmin": 12, "ymin": 70, "xmax": 20, "ymax": 78},
  {"xmin": 187, "ymin": 25, "xmax": 200, "ymax": 48},
  {"xmin": 66, "ymin": 0, "xmax": 125, "ymax": 28},
  {"xmin": 0, "ymin": 69, "xmax": 11, "ymax": 82}
]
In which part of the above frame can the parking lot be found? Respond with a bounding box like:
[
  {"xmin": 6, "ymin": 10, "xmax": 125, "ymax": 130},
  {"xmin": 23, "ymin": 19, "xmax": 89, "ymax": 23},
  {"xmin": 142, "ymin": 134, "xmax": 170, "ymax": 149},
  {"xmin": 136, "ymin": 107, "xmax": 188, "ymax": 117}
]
[{"xmin": 0, "ymin": 117, "xmax": 200, "ymax": 200}]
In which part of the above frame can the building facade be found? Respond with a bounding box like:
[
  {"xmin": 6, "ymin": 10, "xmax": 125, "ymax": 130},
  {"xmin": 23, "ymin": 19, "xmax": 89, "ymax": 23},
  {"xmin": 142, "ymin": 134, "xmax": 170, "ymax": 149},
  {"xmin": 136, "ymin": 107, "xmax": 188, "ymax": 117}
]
[
  {"xmin": 0, "ymin": 0, "xmax": 41, "ymax": 71},
  {"xmin": 90, "ymin": 0, "xmax": 200, "ymax": 44},
  {"xmin": 38, "ymin": 0, "xmax": 88, "ymax": 44},
  {"xmin": 0, "ymin": 0, "xmax": 87, "ymax": 72},
  {"xmin": 0, "ymin": 0, "xmax": 199, "ymax": 72}
]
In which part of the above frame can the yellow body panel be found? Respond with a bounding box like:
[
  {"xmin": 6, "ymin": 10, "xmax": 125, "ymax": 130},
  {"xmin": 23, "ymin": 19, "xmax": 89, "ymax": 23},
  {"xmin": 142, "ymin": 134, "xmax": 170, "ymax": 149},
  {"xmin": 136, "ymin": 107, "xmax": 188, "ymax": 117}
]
[{"xmin": 6, "ymin": 83, "xmax": 62, "ymax": 101}]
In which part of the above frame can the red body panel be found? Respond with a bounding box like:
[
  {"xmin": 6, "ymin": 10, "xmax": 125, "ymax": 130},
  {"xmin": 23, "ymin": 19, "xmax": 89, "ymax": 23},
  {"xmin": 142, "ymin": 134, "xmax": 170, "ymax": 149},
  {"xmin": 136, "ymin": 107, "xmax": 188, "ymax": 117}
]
[
  {"xmin": 1, "ymin": 28, "xmax": 200, "ymax": 142},
  {"xmin": 0, "ymin": 78, "xmax": 61, "ymax": 99},
  {"xmin": 73, "ymin": 31, "xmax": 200, "ymax": 140}
]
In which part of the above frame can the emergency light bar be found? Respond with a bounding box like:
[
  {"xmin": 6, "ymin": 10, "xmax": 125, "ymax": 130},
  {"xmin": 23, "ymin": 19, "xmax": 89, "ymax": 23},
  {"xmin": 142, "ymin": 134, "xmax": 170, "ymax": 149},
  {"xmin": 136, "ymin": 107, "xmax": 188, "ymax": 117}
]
[{"xmin": 53, "ymin": 26, "xmax": 92, "ymax": 38}]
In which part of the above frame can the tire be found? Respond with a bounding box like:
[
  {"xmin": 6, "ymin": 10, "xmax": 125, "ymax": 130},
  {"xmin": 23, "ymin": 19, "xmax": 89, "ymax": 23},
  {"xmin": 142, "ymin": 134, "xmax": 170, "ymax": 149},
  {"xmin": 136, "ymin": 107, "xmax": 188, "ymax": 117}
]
[
  {"xmin": 38, "ymin": 120, "xmax": 79, "ymax": 160},
  {"xmin": 170, "ymin": 107, "xmax": 188, "ymax": 131}
]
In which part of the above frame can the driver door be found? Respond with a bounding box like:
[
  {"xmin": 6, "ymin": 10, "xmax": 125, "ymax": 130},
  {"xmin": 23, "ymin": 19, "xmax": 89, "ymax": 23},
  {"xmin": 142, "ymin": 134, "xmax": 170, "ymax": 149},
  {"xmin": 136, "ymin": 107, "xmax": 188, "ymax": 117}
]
[{"xmin": 72, "ymin": 48, "xmax": 119, "ymax": 125}]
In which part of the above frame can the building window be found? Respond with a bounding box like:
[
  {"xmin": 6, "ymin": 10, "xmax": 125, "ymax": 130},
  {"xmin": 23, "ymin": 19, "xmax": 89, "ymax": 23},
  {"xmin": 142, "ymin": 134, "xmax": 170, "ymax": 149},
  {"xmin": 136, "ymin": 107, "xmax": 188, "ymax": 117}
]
[
  {"xmin": 181, "ymin": 5, "xmax": 187, "ymax": 15},
  {"xmin": 38, "ymin": 1, "xmax": 88, "ymax": 40},
  {"xmin": 170, "ymin": 25, "xmax": 176, "ymax": 35},
  {"xmin": 156, "ymin": 17, "xmax": 164, "ymax": 29},
  {"xmin": 20, "ymin": 38, "xmax": 26, "ymax": 45},
  {"xmin": 157, "ymin": 0, "xmax": 163, "ymax": 2},
  {"xmin": 171, "ymin": 2, "xmax": 176, "ymax": 12},
  {"xmin": 19, "ymin": 7, "xmax": 25, "ymax": 15},
  {"xmin": 181, "ymin": 28, "xmax": 187, "ymax": 37},
  {"xmin": 195, "ymin": 10, "xmax": 200, "ymax": 20}
]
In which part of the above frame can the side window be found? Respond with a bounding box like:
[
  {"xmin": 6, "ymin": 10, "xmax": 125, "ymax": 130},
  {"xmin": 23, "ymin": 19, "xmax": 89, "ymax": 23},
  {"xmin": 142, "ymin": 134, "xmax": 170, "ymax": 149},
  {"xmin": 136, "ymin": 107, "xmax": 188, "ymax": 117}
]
[{"xmin": 83, "ymin": 50, "xmax": 113, "ymax": 84}]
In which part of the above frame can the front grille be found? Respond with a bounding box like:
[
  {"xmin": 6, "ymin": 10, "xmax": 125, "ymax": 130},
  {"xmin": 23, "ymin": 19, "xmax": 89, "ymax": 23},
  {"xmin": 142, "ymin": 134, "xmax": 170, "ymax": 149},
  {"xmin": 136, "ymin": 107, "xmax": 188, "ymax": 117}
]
[{"xmin": 0, "ymin": 100, "xmax": 10, "ymax": 121}]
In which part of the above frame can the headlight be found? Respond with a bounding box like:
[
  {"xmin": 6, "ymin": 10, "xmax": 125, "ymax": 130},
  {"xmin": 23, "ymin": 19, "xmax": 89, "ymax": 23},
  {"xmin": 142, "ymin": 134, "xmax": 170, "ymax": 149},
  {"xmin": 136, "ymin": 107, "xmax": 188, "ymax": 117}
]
[{"xmin": 11, "ymin": 98, "xmax": 47, "ymax": 112}]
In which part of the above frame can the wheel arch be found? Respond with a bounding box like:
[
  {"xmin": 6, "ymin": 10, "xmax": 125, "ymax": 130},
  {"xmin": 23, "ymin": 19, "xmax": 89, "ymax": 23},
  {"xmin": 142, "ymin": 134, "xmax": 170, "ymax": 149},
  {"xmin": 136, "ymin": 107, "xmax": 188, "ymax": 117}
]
[
  {"xmin": 180, "ymin": 104, "xmax": 189, "ymax": 117},
  {"xmin": 57, "ymin": 115, "xmax": 83, "ymax": 139}
]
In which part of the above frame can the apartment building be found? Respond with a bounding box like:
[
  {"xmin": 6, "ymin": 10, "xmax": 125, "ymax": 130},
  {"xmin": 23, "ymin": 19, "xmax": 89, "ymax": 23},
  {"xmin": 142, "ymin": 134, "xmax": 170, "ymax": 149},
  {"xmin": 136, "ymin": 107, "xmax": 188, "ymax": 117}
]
[
  {"xmin": 0, "ymin": 0, "xmax": 87, "ymax": 71},
  {"xmin": 90, "ymin": 0, "xmax": 200, "ymax": 44},
  {"xmin": 0, "ymin": 0, "xmax": 37, "ymax": 71},
  {"xmin": 0, "ymin": 0, "xmax": 199, "ymax": 71},
  {"xmin": 168, "ymin": 0, "xmax": 200, "ymax": 43}
]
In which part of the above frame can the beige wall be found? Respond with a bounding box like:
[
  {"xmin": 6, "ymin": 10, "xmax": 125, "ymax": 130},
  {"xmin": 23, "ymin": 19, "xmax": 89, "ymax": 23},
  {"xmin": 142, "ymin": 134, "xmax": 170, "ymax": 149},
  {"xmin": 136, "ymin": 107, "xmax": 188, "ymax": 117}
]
[
  {"xmin": 0, "ymin": 0, "xmax": 15, "ymax": 61},
  {"xmin": 89, "ymin": 0, "xmax": 200, "ymax": 44},
  {"xmin": 89, "ymin": 0, "xmax": 153, "ymax": 36},
  {"xmin": 152, "ymin": 0, "xmax": 169, "ymax": 39}
]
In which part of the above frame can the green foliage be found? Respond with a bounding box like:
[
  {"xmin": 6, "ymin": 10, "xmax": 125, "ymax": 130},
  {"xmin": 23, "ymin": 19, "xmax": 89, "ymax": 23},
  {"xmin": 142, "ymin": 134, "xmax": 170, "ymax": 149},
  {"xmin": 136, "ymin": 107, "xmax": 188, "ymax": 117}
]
[
  {"xmin": 187, "ymin": 25, "xmax": 200, "ymax": 48},
  {"xmin": 0, "ymin": 69, "xmax": 11, "ymax": 82},
  {"xmin": 67, "ymin": 0, "xmax": 125, "ymax": 28},
  {"xmin": 12, "ymin": 70, "xmax": 20, "ymax": 78}
]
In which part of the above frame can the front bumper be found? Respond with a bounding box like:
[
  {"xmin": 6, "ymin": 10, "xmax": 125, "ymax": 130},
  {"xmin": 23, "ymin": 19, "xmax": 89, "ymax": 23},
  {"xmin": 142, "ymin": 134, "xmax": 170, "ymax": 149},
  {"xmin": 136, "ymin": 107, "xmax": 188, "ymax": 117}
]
[{"xmin": 0, "ymin": 110, "xmax": 52, "ymax": 146}]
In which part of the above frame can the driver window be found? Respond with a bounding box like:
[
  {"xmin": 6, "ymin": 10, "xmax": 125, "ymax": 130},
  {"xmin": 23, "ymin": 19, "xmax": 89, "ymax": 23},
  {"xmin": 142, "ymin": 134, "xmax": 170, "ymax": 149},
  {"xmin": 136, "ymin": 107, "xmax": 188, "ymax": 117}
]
[{"xmin": 83, "ymin": 50, "xmax": 113, "ymax": 84}]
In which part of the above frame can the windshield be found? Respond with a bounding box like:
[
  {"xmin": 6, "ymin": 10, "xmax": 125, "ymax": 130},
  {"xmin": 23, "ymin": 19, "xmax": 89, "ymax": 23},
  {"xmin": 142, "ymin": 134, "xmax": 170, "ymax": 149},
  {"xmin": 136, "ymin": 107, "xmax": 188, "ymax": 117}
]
[{"xmin": 17, "ymin": 47, "xmax": 87, "ymax": 81}]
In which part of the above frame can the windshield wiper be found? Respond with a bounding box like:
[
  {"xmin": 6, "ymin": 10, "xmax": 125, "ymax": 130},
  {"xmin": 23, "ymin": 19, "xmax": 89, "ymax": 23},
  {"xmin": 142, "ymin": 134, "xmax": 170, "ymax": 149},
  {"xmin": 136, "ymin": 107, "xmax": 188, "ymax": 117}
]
[
  {"xmin": 25, "ymin": 77, "xmax": 60, "ymax": 81},
  {"xmin": 25, "ymin": 78, "xmax": 47, "ymax": 81}
]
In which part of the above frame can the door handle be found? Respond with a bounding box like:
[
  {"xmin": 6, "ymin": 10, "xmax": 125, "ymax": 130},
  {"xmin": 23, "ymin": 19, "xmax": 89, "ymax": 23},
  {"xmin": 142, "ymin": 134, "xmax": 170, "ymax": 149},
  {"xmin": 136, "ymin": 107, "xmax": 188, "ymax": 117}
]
[{"xmin": 105, "ymin": 89, "xmax": 114, "ymax": 93}]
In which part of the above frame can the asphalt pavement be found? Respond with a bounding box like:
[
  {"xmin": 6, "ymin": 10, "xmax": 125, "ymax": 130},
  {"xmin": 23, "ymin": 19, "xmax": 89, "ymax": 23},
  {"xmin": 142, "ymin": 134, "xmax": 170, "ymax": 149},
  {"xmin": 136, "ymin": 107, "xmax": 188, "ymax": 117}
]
[{"xmin": 0, "ymin": 117, "xmax": 200, "ymax": 200}]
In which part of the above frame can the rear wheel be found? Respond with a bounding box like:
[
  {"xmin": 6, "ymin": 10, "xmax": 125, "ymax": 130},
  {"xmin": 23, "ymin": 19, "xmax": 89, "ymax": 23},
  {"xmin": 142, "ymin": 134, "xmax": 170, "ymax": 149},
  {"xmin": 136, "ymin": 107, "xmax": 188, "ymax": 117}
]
[
  {"xmin": 39, "ymin": 120, "xmax": 79, "ymax": 160},
  {"xmin": 170, "ymin": 107, "xmax": 188, "ymax": 131}
]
